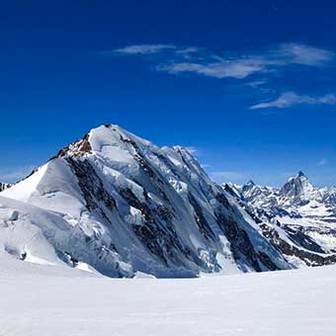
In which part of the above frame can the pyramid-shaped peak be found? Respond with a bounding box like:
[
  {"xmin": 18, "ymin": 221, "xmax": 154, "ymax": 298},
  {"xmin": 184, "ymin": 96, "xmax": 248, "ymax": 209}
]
[
  {"xmin": 246, "ymin": 180, "xmax": 256, "ymax": 186},
  {"xmin": 241, "ymin": 180, "xmax": 256, "ymax": 194},
  {"xmin": 280, "ymin": 170, "xmax": 314, "ymax": 199},
  {"xmin": 286, "ymin": 170, "xmax": 308, "ymax": 183}
]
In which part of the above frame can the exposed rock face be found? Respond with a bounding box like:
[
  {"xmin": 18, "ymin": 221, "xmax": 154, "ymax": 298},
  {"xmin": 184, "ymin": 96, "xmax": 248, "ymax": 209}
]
[
  {"xmin": 56, "ymin": 133, "xmax": 92, "ymax": 158},
  {"xmin": 0, "ymin": 124, "xmax": 290, "ymax": 278},
  {"xmin": 0, "ymin": 183, "xmax": 11, "ymax": 192},
  {"xmin": 224, "ymin": 173, "xmax": 336, "ymax": 267}
]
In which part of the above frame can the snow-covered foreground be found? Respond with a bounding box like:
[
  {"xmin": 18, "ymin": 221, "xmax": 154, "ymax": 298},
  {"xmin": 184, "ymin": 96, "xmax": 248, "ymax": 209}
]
[{"xmin": 1, "ymin": 262, "xmax": 335, "ymax": 336}]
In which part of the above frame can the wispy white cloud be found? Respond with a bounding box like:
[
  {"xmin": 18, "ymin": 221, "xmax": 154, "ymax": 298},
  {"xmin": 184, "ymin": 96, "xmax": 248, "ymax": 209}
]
[
  {"xmin": 250, "ymin": 91, "xmax": 336, "ymax": 109},
  {"xmin": 276, "ymin": 43, "xmax": 334, "ymax": 66},
  {"xmin": 246, "ymin": 79, "xmax": 268, "ymax": 88},
  {"xmin": 318, "ymin": 158, "xmax": 328, "ymax": 166},
  {"xmin": 113, "ymin": 42, "xmax": 334, "ymax": 80},
  {"xmin": 114, "ymin": 44, "xmax": 177, "ymax": 55},
  {"xmin": 112, "ymin": 43, "xmax": 336, "ymax": 109},
  {"xmin": 158, "ymin": 59, "xmax": 266, "ymax": 79},
  {"xmin": 174, "ymin": 47, "xmax": 200, "ymax": 56},
  {"xmin": 162, "ymin": 44, "xmax": 334, "ymax": 79}
]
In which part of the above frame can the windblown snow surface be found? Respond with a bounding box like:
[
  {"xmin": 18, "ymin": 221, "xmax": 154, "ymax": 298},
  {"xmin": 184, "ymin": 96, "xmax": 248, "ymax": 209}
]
[{"xmin": 0, "ymin": 258, "xmax": 335, "ymax": 336}]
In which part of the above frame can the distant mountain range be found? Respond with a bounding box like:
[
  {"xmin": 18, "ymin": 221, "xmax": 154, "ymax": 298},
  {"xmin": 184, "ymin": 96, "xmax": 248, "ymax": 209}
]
[
  {"xmin": 224, "ymin": 172, "xmax": 336, "ymax": 267},
  {"xmin": 0, "ymin": 124, "xmax": 335, "ymax": 278}
]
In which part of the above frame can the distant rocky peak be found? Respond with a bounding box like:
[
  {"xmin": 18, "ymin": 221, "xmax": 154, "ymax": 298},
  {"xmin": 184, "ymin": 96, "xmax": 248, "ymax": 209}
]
[
  {"xmin": 280, "ymin": 171, "xmax": 314, "ymax": 199},
  {"xmin": 246, "ymin": 180, "xmax": 256, "ymax": 186},
  {"xmin": 241, "ymin": 180, "xmax": 257, "ymax": 193}
]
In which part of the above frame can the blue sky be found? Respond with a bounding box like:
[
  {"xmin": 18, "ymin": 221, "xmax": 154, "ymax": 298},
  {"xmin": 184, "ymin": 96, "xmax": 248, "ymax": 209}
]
[{"xmin": 1, "ymin": 0, "xmax": 336, "ymax": 186}]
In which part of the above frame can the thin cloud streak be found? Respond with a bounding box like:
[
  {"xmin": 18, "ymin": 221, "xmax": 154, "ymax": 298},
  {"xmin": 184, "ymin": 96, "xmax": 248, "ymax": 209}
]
[
  {"xmin": 318, "ymin": 158, "xmax": 328, "ymax": 166},
  {"xmin": 113, "ymin": 44, "xmax": 200, "ymax": 56},
  {"xmin": 158, "ymin": 59, "xmax": 266, "ymax": 79},
  {"xmin": 250, "ymin": 92, "xmax": 336, "ymax": 109},
  {"xmin": 113, "ymin": 42, "xmax": 335, "ymax": 80},
  {"xmin": 276, "ymin": 43, "xmax": 335, "ymax": 66},
  {"xmin": 114, "ymin": 44, "xmax": 177, "ymax": 55}
]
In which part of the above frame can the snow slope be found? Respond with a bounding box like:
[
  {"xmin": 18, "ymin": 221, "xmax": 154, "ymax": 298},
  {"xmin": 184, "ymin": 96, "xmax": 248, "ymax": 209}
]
[
  {"xmin": 0, "ymin": 124, "xmax": 290, "ymax": 278},
  {"xmin": 0, "ymin": 262, "xmax": 335, "ymax": 336}
]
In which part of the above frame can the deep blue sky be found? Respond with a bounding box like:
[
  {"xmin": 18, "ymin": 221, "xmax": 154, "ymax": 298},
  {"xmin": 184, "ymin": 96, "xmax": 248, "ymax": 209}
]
[{"xmin": 1, "ymin": 0, "xmax": 336, "ymax": 186}]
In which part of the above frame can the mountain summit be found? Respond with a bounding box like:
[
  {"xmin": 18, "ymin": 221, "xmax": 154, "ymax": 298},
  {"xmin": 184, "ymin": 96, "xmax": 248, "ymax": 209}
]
[{"xmin": 0, "ymin": 124, "xmax": 289, "ymax": 278}]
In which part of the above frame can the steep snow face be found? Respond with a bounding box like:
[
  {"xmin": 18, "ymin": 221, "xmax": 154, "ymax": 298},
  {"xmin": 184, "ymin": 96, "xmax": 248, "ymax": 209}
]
[
  {"xmin": 1, "ymin": 124, "xmax": 290, "ymax": 278},
  {"xmin": 0, "ymin": 195, "xmax": 97, "ymax": 271},
  {"xmin": 225, "ymin": 173, "xmax": 336, "ymax": 267}
]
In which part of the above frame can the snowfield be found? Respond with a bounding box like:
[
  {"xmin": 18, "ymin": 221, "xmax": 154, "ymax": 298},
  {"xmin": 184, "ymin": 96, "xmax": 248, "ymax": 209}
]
[{"xmin": 0, "ymin": 259, "xmax": 335, "ymax": 336}]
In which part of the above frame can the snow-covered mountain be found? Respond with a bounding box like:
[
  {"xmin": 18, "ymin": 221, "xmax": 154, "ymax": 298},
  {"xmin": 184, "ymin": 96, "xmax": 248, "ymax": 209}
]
[
  {"xmin": 224, "ymin": 172, "xmax": 336, "ymax": 267},
  {"xmin": 0, "ymin": 124, "xmax": 290, "ymax": 278}
]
